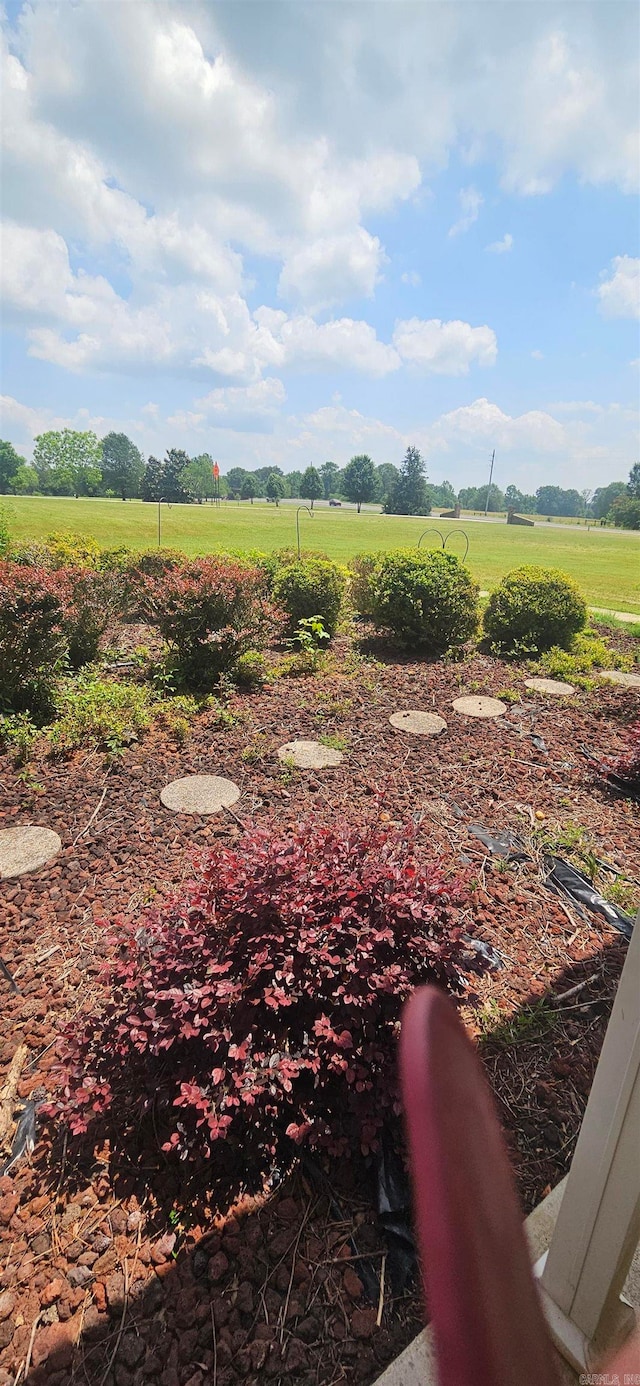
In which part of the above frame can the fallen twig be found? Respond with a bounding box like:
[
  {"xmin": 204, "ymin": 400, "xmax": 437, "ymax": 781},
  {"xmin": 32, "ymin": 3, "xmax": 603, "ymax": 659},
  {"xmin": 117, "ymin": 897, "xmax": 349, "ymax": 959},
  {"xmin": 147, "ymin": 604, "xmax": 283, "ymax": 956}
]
[
  {"xmin": 0, "ymin": 1044, "xmax": 28, "ymax": 1146},
  {"xmin": 72, "ymin": 785, "xmax": 107, "ymax": 847}
]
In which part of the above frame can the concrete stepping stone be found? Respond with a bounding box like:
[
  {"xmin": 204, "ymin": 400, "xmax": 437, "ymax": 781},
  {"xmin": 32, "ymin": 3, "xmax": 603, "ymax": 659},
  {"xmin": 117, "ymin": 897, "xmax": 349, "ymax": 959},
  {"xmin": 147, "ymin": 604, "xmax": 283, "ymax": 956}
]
[
  {"xmin": 524, "ymin": 677, "xmax": 575, "ymax": 696},
  {"xmin": 0, "ymin": 826, "xmax": 62, "ymax": 879},
  {"xmin": 389, "ymin": 710, "xmax": 447, "ymax": 736},
  {"xmin": 277, "ymin": 739, "xmax": 343, "ymax": 769},
  {"xmin": 598, "ymin": 669, "xmax": 640, "ymax": 688},
  {"xmin": 160, "ymin": 775, "xmax": 240, "ymax": 815},
  {"xmin": 452, "ymin": 696, "xmax": 507, "ymax": 719}
]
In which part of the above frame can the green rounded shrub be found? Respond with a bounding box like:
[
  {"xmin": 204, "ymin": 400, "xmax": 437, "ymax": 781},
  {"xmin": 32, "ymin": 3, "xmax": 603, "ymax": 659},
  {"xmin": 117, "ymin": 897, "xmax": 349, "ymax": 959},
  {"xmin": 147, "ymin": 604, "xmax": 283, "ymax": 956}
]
[
  {"xmin": 483, "ymin": 565, "xmax": 587, "ymax": 654},
  {"xmin": 367, "ymin": 549, "xmax": 478, "ymax": 651},
  {"xmin": 349, "ymin": 552, "xmax": 381, "ymax": 619},
  {"xmin": 272, "ymin": 558, "xmax": 346, "ymax": 637}
]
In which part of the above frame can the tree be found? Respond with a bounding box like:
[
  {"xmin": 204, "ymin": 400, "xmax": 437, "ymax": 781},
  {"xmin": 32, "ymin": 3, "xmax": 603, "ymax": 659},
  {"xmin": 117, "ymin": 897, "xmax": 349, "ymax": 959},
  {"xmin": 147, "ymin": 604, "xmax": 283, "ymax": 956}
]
[
  {"xmin": 428, "ymin": 479, "xmax": 457, "ymax": 509},
  {"xmin": 180, "ymin": 455, "xmax": 217, "ymax": 503},
  {"xmin": 225, "ymin": 466, "xmax": 249, "ymax": 497},
  {"xmin": 254, "ymin": 465, "xmax": 283, "ymax": 495},
  {"xmin": 375, "ymin": 463, "xmax": 400, "ymax": 506},
  {"xmin": 101, "ymin": 432, "xmax": 145, "ymax": 501},
  {"xmin": 300, "ymin": 465, "xmax": 323, "ymax": 509},
  {"xmin": 535, "ymin": 486, "xmax": 584, "ymax": 517},
  {"xmin": 320, "ymin": 461, "xmax": 340, "ymax": 500},
  {"xmin": 591, "ymin": 482, "xmax": 627, "ymax": 519},
  {"xmin": 474, "ymin": 483, "xmax": 505, "ymax": 512},
  {"xmin": 33, "ymin": 429, "xmax": 102, "ymax": 498},
  {"xmin": 342, "ymin": 454, "xmax": 377, "ymax": 513},
  {"xmin": 241, "ymin": 476, "xmax": 257, "ymax": 504},
  {"xmin": 384, "ymin": 447, "xmax": 430, "ymax": 516},
  {"xmin": 142, "ymin": 455, "xmax": 164, "ymax": 502},
  {"xmin": 265, "ymin": 472, "xmax": 286, "ymax": 506},
  {"xmin": 504, "ymin": 485, "xmax": 536, "ymax": 514},
  {"xmin": 627, "ymin": 463, "xmax": 640, "ymax": 498},
  {"xmin": 9, "ymin": 464, "xmax": 40, "ymax": 494},
  {"xmin": 458, "ymin": 486, "xmax": 479, "ymax": 510},
  {"xmin": 0, "ymin": 439, "xmax": 26, "ymax": 494},
  {"xmin": 612, "ymin": 494, "xmax": 640, "ymax": 530},
  {"xmin": 286, "ymin": 470, "xmax": 303, "ymax": 499},
  {"xmin": 163, "ymin": 449, "xmax": 190, "ymax": 504}
]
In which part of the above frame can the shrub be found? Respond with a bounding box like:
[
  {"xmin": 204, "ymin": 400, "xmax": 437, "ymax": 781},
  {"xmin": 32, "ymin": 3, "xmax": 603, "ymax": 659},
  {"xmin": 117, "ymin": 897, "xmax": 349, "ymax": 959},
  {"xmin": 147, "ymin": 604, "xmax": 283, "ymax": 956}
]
[
  {"xmin": 49, "ymin": 675, "xmax": 154, "ymax": 755},
  {"xmin": 141, "ymin": 557, "xmax": 281, "ymax": 689},
  {"xmin": 272, "ymin": 558, "xmax": 346, "ymax": 637},
  {"xmin": 63, "ymin": 568, "xmax": 127, "ymax": 668},
  {"xmin": 483, "ymin": 565, "xmax": 587, "ymax": 654},
  {"xmin": 0, "ymin": 562, "xmax": 69, "ymax": 713},
  {"xmin": 9, "ymin": 532, "xmax": 102, "ymax": 569},
  {"xmin": 234, "ymin": 650, "xmax": 268, "ymax": 689},
  {"xmin": 537, "ymin": 630, "xmax": 632, "ymax": 683},
  {"xmin": 349, "ymin": 552, "xmax": 381, "ymax": 619},
  {"xmin": 0, "ymin": 712, "xmax": 39, "ymax": 764},
  {"xmin": 366, "ymin": 549, "xmax": 478, "ymax": 652},
  {"xmin": 47, "ymin": 819, "xmax": 470, "ymax": 1171},
  {"xmin": 595, "ymin": 721, "xmax": 640, "ymax": 801}
]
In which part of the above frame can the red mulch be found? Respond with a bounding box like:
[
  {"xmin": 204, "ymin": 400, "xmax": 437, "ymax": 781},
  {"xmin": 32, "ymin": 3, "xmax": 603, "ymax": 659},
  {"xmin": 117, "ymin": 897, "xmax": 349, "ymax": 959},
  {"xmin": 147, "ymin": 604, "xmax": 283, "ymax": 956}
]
[{"xmin": 1, "ymin": 634, "xmax": 638, "ymax": 1385}]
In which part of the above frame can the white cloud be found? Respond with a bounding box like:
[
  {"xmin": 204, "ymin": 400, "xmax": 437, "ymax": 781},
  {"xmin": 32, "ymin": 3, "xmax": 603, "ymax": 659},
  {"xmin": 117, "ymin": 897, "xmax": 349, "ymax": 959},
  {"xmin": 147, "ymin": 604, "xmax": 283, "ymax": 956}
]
[
  {"xmin": 278, "ymin": 229, "xmax": 385, "ymax": 309},
  {"xmin": 401, "ymin": 271, "xmax": 422, "ymax": 287},
  {"xmin": 431, "ymin": 397, "xmax": 567, "ymax": 451},
  {"xmin": 597, "ymin": 256, "xmax": 640, "ymax": 319},
  {"xmin": 531, "ymin": 349, "xmax": 544, "ymax": 359},
  {"xmin": 448, "ymin": 186, "xmax": 483, "ymax": 237},
  {"xmin": 486, "ymin": 233, "xmax": 513, "ymax": 254},
  {"xmin": 196, "ymin": 377, "xmax": 286, "ymax": 419},
  {"xmin": 393, "ymin": 318, "xmax": 497, "ymax": 374}
]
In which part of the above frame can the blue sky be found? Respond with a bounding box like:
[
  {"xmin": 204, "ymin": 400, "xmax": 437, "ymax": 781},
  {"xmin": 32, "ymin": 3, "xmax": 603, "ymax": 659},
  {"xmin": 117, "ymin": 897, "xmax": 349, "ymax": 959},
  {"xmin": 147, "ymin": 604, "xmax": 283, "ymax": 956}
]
[{"xmin": 1, "ymin": 0, "xmax": 638, "ymax": 491}]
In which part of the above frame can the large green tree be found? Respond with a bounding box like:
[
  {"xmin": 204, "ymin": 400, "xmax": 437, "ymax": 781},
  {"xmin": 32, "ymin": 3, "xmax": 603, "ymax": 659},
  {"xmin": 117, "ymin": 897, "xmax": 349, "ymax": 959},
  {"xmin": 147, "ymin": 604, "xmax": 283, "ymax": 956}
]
[
  {"xmin": 286, "ymin": 470, "xmax": 303, "ymax": 499},
  {"xmin": 591, "ymin": 482, "xmax": 626, "ymax": 519},
  {"xmin": 163, "ymin": 449, "xmax": 190, "ymax": 504},
  {"xmin": 33, "ymin": 429, "xmax": 102, "ymax": 497},
  {"xmin": 0, "ymin": 439, "xmax": 27, "ymax": 494},
  {"xmin": 241, "ymin": 475, "xmax": 257, "ymax": 503},
  {"xmin": 375, "ymin": 463, "xmax": 399, "ymax": 506},
  {"xmin": 225, "ymin": 466, "xmax": 249, "ymax": 497},
  {"xmin": 342, "ymin": 454, "xmax": 377, "ymax": 513},
  {"xmin": 180, "ymin": 454, "xmax": 217, "ymax": 503},
  {"xmin": 319, "ymin": 460, "xmax": 340, "ymax": 499},
  {"xmin": 101, "ymin": 432, "xmax": 145, "ymax": 500},
  {"xmin": 627, "ymin": 463, "xmax": 640, "ymax": 498},
  {"xmin": 265, "ymin": 472, "xmax": 286, "ymax": 506},
  {"xmin": 384, "ymin": 447, "xmax": 430, "ymax": 516},
  {"xmin": 142, "ymin": 455, "xmax": 164, "ymax": 502},
  {"xmin": 300, "ymin": 465, "xmax": 323, "ymax": 509},
  {"xmin": 10, "ymin": 464, "xmax": 40, "ymax": 495},
  {"xmin": 428, "ymin": 479, "xmax": 457, "ymax": 509},
  {"xmin": 535, "ymin": 485, "xmax": 584, "ymax": 517}
]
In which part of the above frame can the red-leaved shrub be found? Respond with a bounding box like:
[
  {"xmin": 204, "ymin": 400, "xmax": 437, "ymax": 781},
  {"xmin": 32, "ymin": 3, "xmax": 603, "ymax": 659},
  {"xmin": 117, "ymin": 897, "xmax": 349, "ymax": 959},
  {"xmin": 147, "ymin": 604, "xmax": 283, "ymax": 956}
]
[
  {"xmin": 596, "ymin": 720, "xmax": 640, "ymax": 800},
  {"xmin": 140, "ymin": 557, "xmax": 282, "ymax": 688},
  {"xmin": 47, "ymin": 820, "xmax": 470, "ymax": 1173},
  {"xmin": 0, "ymin": 561, "xmax": 69, "ymax": 712}
]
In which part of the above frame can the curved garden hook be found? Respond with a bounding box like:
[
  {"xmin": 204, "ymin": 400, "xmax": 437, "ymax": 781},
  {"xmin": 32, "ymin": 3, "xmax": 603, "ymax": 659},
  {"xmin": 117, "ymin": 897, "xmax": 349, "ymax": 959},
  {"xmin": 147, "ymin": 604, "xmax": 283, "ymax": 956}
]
[
  {"xmin": 417, "ymin": 528, "xmax": 445, "ymax": 550},
  {"xmin": 443, "ymin": 529, "xmax": 470, "ymax": 563}
]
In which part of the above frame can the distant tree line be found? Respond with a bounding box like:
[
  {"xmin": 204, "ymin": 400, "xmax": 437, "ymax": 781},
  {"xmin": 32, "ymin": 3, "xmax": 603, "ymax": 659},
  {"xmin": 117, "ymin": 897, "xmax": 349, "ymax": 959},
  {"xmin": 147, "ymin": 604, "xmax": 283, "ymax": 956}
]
[{"xmin": 0, "ymin": 431, "xmax": 638, "ymax": 529}]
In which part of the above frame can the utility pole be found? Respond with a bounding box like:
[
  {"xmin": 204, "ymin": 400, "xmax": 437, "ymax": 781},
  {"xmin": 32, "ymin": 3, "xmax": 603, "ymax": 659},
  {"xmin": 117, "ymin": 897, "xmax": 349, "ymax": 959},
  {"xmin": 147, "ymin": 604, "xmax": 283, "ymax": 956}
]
[{"xmin": 484, "ymin": 450, "xmax": 495, "ymax": 516}]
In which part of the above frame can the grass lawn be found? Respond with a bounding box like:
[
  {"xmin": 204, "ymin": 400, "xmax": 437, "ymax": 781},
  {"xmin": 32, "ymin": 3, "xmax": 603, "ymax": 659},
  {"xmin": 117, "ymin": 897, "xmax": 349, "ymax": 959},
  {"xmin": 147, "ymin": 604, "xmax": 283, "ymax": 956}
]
[{"xmin": 5, "ymin": 493, "xmax": 640, "ymax": 613}]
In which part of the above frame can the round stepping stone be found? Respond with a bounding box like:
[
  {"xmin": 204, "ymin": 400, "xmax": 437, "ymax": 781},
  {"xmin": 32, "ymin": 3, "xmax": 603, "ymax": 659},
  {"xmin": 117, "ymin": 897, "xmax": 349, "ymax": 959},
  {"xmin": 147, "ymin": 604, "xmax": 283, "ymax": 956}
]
[
  {"xmin": 160, "ymin": 775, "xmax": 240, "ymax": 815},
  {"xmin": 389, "ymin": 710, "xmax": 447, "ymax": 736},
  {"xmin": 599, "ymin": 669, "xmax": 640, "ymax": 688},
  {"xmin": 524, "ymin": 677, "xmax": 575, "ymax": 697},
  {"xmin": 277, "ymin": 740, "xmax": 343, "ymax": 769},
  {"xmin": 452, "ymin": 696, "xmax": 507, "ymax": 719},
  {"xmin": 0, "ymin": 826, "xmax": 62, "ymax": 879}
]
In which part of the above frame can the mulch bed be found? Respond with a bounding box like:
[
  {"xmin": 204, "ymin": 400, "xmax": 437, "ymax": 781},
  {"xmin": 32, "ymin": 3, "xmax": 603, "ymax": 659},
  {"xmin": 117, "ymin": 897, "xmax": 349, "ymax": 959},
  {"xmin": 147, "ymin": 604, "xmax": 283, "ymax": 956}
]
[{"xmin": 1, "ymin": 631, "xmax": 638, "ymax": 1385}]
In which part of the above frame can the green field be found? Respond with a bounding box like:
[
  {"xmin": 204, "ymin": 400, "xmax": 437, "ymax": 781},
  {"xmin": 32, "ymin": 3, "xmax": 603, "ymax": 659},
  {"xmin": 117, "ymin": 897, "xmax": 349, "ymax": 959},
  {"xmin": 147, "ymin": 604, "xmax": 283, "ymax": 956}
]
[{"xmin": 5, "ymin": 495, "xmax": 640, "ymax": 614}]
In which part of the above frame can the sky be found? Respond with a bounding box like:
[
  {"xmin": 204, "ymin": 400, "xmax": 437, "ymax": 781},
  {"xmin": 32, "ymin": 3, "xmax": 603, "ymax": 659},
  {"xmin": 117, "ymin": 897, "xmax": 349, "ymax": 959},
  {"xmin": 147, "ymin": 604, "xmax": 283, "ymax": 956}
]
[{"xmin": 0, "ymin": 0, "xmax": 639, "ymax": 492}]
